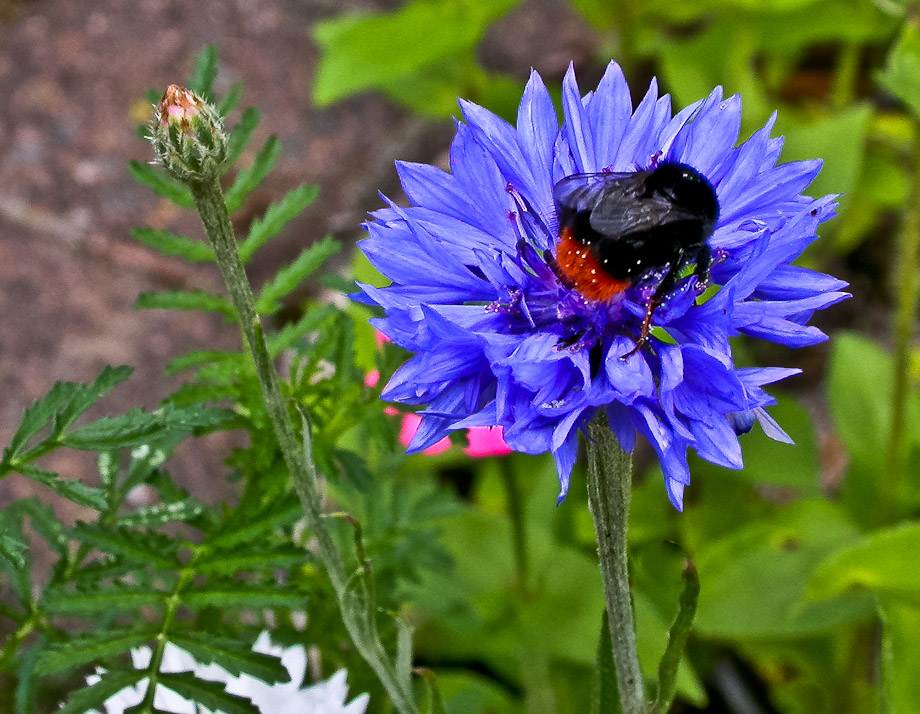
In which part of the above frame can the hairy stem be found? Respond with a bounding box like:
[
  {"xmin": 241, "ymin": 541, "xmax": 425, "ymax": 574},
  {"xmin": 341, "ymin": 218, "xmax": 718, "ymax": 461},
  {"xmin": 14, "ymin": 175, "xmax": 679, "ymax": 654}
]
[
  {"xmin": 190, "ymin": 175, "xmax": 417, "ymax": 714},
  {"xmin": 586, "ymin": 413, "xmax": 646, "ymax": 714}
]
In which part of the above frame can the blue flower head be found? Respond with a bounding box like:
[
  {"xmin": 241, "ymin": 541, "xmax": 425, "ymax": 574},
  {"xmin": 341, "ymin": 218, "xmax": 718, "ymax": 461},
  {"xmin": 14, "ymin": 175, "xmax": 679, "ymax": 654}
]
[{"xmin": 356, "ymin": 62, "xmax": 848, "ymax": 510}]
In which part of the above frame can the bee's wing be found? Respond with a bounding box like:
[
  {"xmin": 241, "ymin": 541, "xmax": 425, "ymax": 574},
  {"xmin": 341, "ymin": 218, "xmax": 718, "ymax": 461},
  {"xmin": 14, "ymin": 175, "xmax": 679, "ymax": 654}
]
[
  {"xmin": 591, "ymin": 181, "xmax": 695, "ymax": 238},
  {"xmin": 553, "ymin": 171, "xmax": 636, "ymax": 214}
]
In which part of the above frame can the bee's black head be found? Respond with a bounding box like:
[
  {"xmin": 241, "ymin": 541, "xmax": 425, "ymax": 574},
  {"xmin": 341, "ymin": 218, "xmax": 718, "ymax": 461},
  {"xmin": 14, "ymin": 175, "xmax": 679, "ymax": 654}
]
[{"xmin": 646, "ymin": 162, "xmax": 719, "ymax": 223}]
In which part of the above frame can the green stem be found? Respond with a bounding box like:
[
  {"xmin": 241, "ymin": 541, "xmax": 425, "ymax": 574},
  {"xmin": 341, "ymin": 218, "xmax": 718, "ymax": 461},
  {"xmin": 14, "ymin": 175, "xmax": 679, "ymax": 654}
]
[
  {"xmin": 499, "ymin": 458, "xmax": 529, "ymax": 591},
  {"xmin": 189, "ymin": 175, "xmax": 417, "ymax": 714},
  {"xmin": 0, "ymin": 612, "xmax": 39, "ymax": 673},
  {"xmin": 586, "ymin": 413, "xmax": 646, "ymax": 714},
  {"xmin": 883, "ymin": 121, "xmax": 920, "ymax": 522},
  {"xmin": 136, "ymin": 568, "xmax": 196, "ymax": 713}
]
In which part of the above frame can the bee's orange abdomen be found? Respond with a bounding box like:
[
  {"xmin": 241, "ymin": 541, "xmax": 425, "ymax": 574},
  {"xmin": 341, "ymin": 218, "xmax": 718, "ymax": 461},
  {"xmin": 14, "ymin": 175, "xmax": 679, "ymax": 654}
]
[{"xmin": 554, "ymin": 227, "xmax": 630, "ymax": 302}]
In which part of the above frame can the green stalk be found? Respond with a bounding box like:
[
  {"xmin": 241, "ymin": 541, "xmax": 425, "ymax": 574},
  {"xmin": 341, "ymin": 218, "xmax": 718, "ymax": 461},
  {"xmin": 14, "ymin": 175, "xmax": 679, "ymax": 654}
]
[
  {"xmin": 190, "ymin": 175, "xmax": 417, "ymax": 714},
  {"xmin": 586, "ymin": 413, "xmax": 646, "ymax": 714},
  {"xmin": 135, "ymin": 569, "xmax": 195, "ymax": 713},
  {"xmin": 883, "ymin": 121, "xmax": 920, "ymax": 522},
  {"xmin": 499, "ymin": 458, "xmax": 529, "ymax": 592}
]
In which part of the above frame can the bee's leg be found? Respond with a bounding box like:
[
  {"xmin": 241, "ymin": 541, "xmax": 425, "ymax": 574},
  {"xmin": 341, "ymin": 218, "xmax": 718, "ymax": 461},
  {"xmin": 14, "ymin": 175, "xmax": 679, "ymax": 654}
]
[
  {"xmin": 620, "ymin": 297, "xmax": 658, "ymax": 361},
  {"xmin": 693, "ymin": 244, "xmax": 712, "ymax": 294}
]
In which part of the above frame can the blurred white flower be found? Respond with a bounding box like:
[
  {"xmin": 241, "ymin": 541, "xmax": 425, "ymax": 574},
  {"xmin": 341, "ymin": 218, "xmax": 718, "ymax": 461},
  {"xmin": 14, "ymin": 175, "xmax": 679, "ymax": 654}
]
[{"xmin": 80, "ymin": 632, "xmax": 369, "ymax": 714}]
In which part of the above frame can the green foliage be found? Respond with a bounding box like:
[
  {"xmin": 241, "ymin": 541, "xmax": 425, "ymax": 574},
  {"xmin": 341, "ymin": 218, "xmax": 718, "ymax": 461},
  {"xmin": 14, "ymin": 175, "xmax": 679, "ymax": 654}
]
[
  {"xmin": 877, "ymin": 19, "xmax": 920, "ymax": 118},
  {"xmin": 313, "ymin": 0, "xmax": 524, "ymax": 118}
]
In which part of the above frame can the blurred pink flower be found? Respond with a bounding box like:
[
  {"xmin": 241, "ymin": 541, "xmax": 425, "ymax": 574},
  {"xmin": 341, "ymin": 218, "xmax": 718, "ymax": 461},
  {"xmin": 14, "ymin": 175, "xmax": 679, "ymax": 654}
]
[{"xmin": 366, "ymin": 370, "xmax": 510, "ymax": 458}]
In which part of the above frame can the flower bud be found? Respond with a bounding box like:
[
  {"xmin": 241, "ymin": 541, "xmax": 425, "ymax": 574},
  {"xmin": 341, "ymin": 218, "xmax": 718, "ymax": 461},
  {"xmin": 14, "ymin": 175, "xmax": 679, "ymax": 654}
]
[{"xmin": 151, "ymin": 85, "xmax": 228, "ymax": 184}]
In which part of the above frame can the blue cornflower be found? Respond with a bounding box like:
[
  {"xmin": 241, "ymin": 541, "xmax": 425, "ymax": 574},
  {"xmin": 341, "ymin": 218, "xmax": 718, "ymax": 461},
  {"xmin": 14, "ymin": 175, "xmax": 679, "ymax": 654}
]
[{"xmin": 356, "ymin": 62, "xmax": 848, "ymax": 510}]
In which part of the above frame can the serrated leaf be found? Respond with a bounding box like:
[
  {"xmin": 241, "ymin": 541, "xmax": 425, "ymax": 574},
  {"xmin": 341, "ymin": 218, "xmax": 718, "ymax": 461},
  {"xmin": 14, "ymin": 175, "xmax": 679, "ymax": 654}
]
[
  {"xmin": 166, "ymin": 632, "xmax": 290, "ymax": 683},
  {"xmin": 158, "ymin": 672, "xmax": 259, "ymax": 714},
  {"xmin": 655, "ymin": 561, "xmax": 700, "ymax": 714},
  {"xmin": 71, "ymin": 523, "xmax": 180, "ymax": 570},
  {"xmin": 15, "ymin": 637, "xmax": 44, "ymax": 714},
  {"xmin": 17, "ymin": 465, "xmax": 106, "ymax": 510},
  {"xmin": 218, "ymin": 81, "xmax": 245, "ymax": 118},
  {"xmin": 69, "ymin": 558, "xmax": 140, "ymax": 587},
  {"xmin": 182, "ymin": 584, "xmax": 305, "ymax": 610},
  {"xmin": 134, "ymin": 289, "xmax": 235, "ymax": 319},
  {"xmin": 44, "ymin": 585, "xmax": 164, "ymax": 615},
  {"xmin": 196, "ymin": 544, "xmax": 309, "ymax": 576},
  {"xmin": 210, "ymin": 499, "xmax": 303, "ymax": 548},
  {"xmin": 268, "ymin": 304, "xmax": 337, "ymax": 357},
  {"xmin": 14, "ymin": 498, "xmax": 68, "ymax": 556},
  {"xmin": 116, "ymin": 498, "xmax": 205, "ymax": 528},
  {"xmin": 188, "ymin": 44, "xmax": 219, "ymax": 99},
  {"xmin": 255, "ymin": 238, "xmax": 341, "ymax": 315},
  {"xmin": 57, "ymin": 668, "xmax": 147, "ymax": 714},
  {"xmin": 35, "ymin": 628, "xmax": 156, "ymax": 676},
  {"xmin": 62, "ymin": 405, "xmax": 237, "ymax": 451},
  {"xmin": 128, "ymin": 160, "xmax": 195, "ymax": 209},
  {"xmin": 224, "ymin": 136, "xmax": 281, "ymax": 213},
  {"xmin": 131, "ymin": 227, "xmax": 214, "ymax": 262},
  {"xmin": 165, "ymin": 350, "xmax": 247, "ymax": 376},
  {"xmin": 6, "ymin": 366, "xmax": 133, "ymax": 458},
  {"xmin": 226, "ymin": 106, "xmax": 260, "ymax": 167},
  {"xmin": 0, "ymin": 525, "xmax": 27, "ymax": 570},
  {"xmin": 239, "ymin": 184, "xmax": 319, "ymax": 262},
  {"xmin": 57, "ymin": 366, "xmax": 135, "ymax": 432}
]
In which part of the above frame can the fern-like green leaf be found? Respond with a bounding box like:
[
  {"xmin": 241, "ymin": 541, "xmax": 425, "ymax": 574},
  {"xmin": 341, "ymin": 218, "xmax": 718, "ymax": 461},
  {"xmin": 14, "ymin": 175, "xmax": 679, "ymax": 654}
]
[
  {"xmin": 134, "ymin": 289, "xmax": 236, "ymax": 319},
  {"xmin": 5, "ymin": 365, "xmax": 132, "ymax": 459},
  {"xmin": 61, "ymin": 405, "xmax": 236, "ymax": 451},
  {"xmin": 166, "ymin": 632, "xmax": 290, "ymax": 683},
  {"xmin": 127, "ymin": 160, "xmax": 195, "ymax": 209},
  {"xmin": 224, "ymin": 136, "xmax": 281, "ymax": 213},
  {"xmin": 0, "ymin": 525, "xmax": 27, "ymax": 571},
  {"xmin": 255, "ymin": 238, "xmax": 341, "ymax": 315},
  {"xmin": 35, "ymin": 628, "xmax": 157, "ymax": 676},
  {"xmin": 14, "ymin": 637, "xmax": 44, "ymax": 714},
  {"xmin": 157, "ymin": 672, "xmax": 260, "ymax": 714},
  {"xmin": 196, "ymin": 544, "xmax": 309, "ymax": 576},
  {"xmin": 14, "ymin": 498, "xmax": 68, "ymax": 556},
  {"xmin": 218, "ymin": 81, "xmax": 246, "ymax": 118},
  {"xmin": 210, "ymin": 499, "xmax": 302, "ymax": 548},
  {"xmin": 187, "ymin": 44, "xmax": 219, "ymax": 99},
  {"xmin": 165, "ymin": 350, "xmax": 247, "ymax": 376},
  {"xmin": 268, "ymin": 304, "xmax": 337, "ymax": 357},
  {"xmin": 131, "ymin": 227, "xmax": 214, "ymax": 262},
  {"xmin": 17, "ymin": 466, "xmax": 107, "ymax": 510},
  {"xmin": 57, "ymin": 669, "xmax": 147, "ymax": 714},
  {"xmin": 226, "ymin": 106, "xmax": 260, "ymax": 167},
  {"xmin": 181, "ymin": 584, "xmax": 305, "ymax": 610},
  {"xmin": 71, "ymin": 523, "xmax": 180, "ymax": 570},
  {"xmin": 239, "ymin": 184, "xmax": 319, "ymax": 263},
  {"xmin": 44, "ymin": 585, "xmax": 164, "ymax": 615}
]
